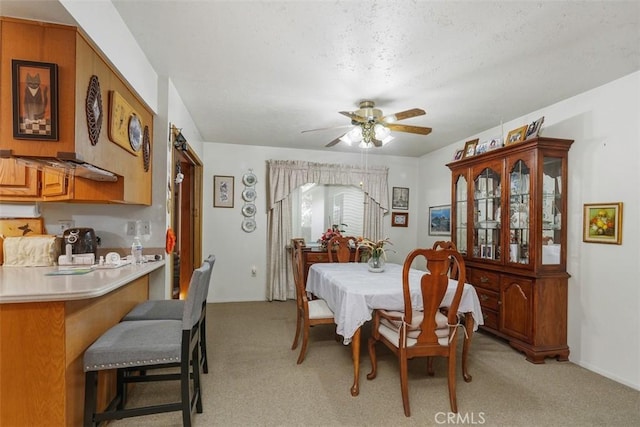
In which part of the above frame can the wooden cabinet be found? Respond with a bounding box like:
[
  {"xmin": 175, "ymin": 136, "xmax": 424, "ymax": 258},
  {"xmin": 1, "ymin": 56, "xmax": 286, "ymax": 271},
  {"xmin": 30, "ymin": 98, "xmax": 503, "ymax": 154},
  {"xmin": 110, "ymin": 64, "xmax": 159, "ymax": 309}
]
[
  {"xmin": 0, "ymin": 158, "xmax": 39, "ymax": 198},
  {"xmin": 300, "ymin": 247, "xmax": 357, "ymax": 285},
  {"xmin": 447, "ymin": 137, "xmax": 573, "ymax": 363},
  {"xmin": 0, "ymin": 17, "xmax": 152, "ymax": 205}
]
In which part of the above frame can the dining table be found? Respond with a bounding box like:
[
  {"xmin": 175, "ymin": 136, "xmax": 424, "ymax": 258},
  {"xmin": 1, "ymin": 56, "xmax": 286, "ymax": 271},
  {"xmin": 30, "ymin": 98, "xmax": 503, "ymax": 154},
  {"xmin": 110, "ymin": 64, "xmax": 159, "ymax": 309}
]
[{"xmin": 306, "ymin": 262, "xmax": 484, "ymax": 396}]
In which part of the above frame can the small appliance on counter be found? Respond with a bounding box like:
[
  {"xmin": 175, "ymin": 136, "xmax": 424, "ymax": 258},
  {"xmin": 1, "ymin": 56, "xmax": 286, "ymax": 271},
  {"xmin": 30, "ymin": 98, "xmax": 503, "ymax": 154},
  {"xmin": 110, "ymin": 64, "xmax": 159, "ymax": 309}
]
[{"xmin": 59, "ymin": 228, "xmax": 100, "ymax": 265}]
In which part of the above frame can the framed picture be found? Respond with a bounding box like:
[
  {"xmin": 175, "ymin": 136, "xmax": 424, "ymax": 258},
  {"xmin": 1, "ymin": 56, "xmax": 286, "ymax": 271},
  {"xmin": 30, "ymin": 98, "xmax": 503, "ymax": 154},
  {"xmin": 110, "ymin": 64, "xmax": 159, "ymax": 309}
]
[
  {"xmin": 583, "ymin": 202, "xmax": 623, "ymax": 244},
  {"xmin": 481, "ymin": 244, "xmax": 494, "ymax": 259},
  {"xmin": 462, "ymin": 138, "xmax": 479, "ymax": 158},
  {"xmin": 391, "ymin": 212, "xmax": 408, "ymax": 227},
  {"xmin": 429, "ymin": 205, "xmax": 451, "ymax": 236},
  {"xmin": 525, "ymin": 116, "xmax": 545, "ymax": 140},
  {"xmin": 487, "ymin": 137, "xmax": 503, "ymax": 151},
  {"xmin": 475, "ymin": 140, "xmax": 490, "ymax": 155},
  {"xmin": 505, "ymin": 125, "xmax": 528, "ymax": 146},
  {"xmin": 12, "ymin": 59, "xmax": 59, "ymax": 140},
  {"xmin": 392, "ymin": 187, "xmax": 409, "ymax": 210},
  {"xmin": 453, "ymin": 148, "xmax": 464, "ymax": 161},
  {"xmin": 213, "ymin": 175, "xmax": 234, "ymax": 208}
]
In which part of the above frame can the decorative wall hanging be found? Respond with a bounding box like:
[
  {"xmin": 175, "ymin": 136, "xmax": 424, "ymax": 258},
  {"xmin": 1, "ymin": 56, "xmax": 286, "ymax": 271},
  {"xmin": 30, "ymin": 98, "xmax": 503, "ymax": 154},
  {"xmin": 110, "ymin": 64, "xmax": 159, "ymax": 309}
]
[
  {"xmin": 583, "ymin": 202, "xmax": 623, "ymax": 244},
  {"xmin": 241, "ymin": 169, "xmax": 257, "ymax": 232},
  {"xmin": 213, "ymin": 175, "xmax": 234, "ymax": 208},
  {"xmin": 108, "ymin": 90, "xmax": 141, "ymax": 155},
  {"xmin": 85, "ymin": 75, "xmax": 103, "ymax": 146},
  {"xmin": 429, "ymin": 205, "xmax": 451, "ymax": 236},
  {"xmin": 143, "ymin": 125, "xmax": 151, "ymax": 172},
  {"xmin": 391, "ymin": 187, "xmax": 409, "ymax": 210},
  {"xmin": 12, "ymin": 59, "xmax": 59, "ymax": 140},
  {"xmin": 391, "ymin": 212, "xmax": 408, "ymax": 227}
]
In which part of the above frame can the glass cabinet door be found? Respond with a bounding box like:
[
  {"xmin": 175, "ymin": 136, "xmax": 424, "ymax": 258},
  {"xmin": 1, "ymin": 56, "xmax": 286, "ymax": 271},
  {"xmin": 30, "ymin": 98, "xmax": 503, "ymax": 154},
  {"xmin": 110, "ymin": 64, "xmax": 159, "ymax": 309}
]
[
  {"xmin": 454, "ymin": 174, "xmax": 467, "ymax": 256},
  {"xmin": 508, "ymin": 160, "xmax": 531, "ymax": 265},
  {"xmin": 541, "ymin": 156, "xmax": 562, "ymax": 264},
  {"xmin": 473, "ymin": 167, "xmax": 501, "ymax": 261}
]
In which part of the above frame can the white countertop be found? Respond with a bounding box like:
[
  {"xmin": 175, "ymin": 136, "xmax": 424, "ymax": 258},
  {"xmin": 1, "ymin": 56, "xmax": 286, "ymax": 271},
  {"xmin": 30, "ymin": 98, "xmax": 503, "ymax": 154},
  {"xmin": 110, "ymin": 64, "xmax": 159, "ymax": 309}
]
[{"xmin": 0, "ymin": 260, "xmax": 165, "ymax": 303}]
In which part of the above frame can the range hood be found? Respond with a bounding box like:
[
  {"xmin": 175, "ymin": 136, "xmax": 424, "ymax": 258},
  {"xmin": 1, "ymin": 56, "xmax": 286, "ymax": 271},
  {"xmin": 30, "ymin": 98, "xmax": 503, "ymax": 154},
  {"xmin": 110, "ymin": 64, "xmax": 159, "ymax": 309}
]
[{"xmin": 2, "ymin": 151, "xmax": 118, "ymax": 182}]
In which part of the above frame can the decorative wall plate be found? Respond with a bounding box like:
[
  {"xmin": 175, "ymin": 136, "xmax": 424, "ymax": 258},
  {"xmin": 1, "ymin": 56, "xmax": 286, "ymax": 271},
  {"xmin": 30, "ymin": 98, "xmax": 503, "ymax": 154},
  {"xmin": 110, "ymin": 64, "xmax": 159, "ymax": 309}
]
[
  {"xmin": 241, "ymin": 218, "xmax": 256, "ymax": 232},
  {"xmin": 85, "ymin": 75, "xmax": 103, "ymax": 146},
  {"xmin": 128, "ymin": 114, "xmax": 142, "ymax": 152},
  {"xmin": 242, "ymin": 203, "xmax": 256, "ymax": 217},
  {"xmin": 242, "ymin": 172, "xmax": 257, "ymax": 186},
  {"xmin": 242, "ymin": 188, "xmax": 257, "ymax": 202},
  {"xmin": 143, "ymin": 125, "xmax": 151, "ymax": 172}
]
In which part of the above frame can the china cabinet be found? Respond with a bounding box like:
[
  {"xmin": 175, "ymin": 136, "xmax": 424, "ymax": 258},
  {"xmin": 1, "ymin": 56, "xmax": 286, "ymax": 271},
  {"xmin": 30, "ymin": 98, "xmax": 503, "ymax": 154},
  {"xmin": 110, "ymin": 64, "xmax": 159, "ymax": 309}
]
[{"xmin": 447, "ymin": 137, "xmax": 573, "ymax": 363}]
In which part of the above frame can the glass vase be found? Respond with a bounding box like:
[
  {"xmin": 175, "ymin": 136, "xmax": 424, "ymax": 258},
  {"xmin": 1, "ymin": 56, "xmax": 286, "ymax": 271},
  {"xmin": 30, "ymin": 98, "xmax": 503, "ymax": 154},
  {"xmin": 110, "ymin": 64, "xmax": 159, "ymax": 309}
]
[{"xmin": 367, "ymin": 256, "xmax": 386, "ymax": 273}]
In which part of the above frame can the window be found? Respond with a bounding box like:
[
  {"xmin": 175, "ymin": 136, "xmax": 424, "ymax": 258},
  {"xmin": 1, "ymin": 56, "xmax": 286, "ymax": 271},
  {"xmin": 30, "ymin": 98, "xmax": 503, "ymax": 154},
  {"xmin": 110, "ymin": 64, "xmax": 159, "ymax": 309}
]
[{"xmin": 292, "ymin": 184, "xmax": 364, "ymax": 243}]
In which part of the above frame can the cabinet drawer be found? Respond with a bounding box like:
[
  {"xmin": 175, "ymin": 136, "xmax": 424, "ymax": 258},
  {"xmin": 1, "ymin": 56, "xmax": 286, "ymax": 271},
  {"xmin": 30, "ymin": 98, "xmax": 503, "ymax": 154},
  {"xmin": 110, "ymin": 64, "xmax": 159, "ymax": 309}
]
[
  {"xmin": 481, "ymin": 308, "xmax": 499, "ymax": 330},
  {"xmin": 467, "ymin": 268, "xmax": 500, "ymax": 292},
  {"xmin": 475, "ymin": 287, "xmax": 500, "ymax": 311},
  {"xmin": 305, "ymin": 252, "xmax": 329, "ymax": 263}
]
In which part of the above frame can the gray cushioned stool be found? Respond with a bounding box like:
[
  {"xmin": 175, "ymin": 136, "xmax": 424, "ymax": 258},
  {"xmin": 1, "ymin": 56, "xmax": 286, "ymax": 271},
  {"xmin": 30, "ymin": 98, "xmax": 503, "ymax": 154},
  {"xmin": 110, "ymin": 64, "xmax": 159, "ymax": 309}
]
[
  {"xmin": 123, "ymin": 255, "xmax": 215, "ymax": 373},
  {"xmin": 83, "ymin": 262, "xmax": 210, "ymax": 427}
]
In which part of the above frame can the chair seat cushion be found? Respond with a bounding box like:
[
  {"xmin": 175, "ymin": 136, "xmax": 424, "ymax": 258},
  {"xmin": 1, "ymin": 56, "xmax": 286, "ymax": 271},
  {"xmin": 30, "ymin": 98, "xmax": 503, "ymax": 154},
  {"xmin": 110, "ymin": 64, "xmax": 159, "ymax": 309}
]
[
  {"xmin": 84, "ymin": 320, "xmax": 182, "ymax": 372},
  {"xmin": 308, "ymin": 299, "xmax": 334, "ymax": 319},
  {"xmin": 378, "ymin": 310, "xmax": 449, "ymax": 347},
  {"xmin": 122, "ymin": 299, "xmax": 185, "ymax": 321}
]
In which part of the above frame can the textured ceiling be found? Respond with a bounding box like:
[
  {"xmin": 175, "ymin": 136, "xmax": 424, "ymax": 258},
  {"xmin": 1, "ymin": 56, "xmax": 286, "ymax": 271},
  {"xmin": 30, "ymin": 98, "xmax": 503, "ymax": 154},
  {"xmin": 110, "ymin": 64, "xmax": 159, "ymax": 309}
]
[{"xmin": 3, "ymin": 1, "xmax": 639, "ymax": 157}]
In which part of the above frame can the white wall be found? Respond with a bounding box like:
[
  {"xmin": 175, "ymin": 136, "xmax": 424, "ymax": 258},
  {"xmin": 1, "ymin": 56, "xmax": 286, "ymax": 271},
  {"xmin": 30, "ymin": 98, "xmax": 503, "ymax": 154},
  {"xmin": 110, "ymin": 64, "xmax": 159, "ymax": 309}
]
[
  {"xmin": 418, "ymin": 72, "xmax": 640, "ymax": 390},
  {"xmin": 201, "ymin": 144, "xmax": 419, "ymax": 302}
]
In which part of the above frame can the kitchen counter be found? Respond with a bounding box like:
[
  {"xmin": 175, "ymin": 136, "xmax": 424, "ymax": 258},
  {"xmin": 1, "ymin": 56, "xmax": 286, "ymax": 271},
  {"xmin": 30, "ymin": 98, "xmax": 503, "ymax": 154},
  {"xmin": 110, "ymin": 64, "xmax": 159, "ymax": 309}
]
[
  {"xmin": 0, "ymin": 260, "xmax": 165, "ymax": 303},
  {"xmin": 0, "ymin": 259, "xmax": 166, "ymax": 426}
]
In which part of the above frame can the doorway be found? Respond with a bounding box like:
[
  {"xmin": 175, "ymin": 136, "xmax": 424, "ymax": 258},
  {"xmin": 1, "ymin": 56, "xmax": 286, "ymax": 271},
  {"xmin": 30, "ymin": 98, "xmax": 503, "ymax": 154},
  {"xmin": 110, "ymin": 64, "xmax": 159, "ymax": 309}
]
[{"xmin": 171, "ymin": 134, "xmax": 203, "ymax": 299}]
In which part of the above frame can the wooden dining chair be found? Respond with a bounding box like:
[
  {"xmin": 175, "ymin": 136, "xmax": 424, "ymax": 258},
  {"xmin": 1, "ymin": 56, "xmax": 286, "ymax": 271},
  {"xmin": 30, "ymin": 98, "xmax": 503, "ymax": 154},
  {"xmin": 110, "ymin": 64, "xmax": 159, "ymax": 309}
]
[
  {"xmin": 432, "ymin": 240, "xmax": 459, "ymax": 280},
  {"xmin": 327, "ymin": 235, "xmax": 356, "ymax": 262},
  {"xmin": 291, "ymin": 243, "xmax": 335, "ymax": 364},
  {"xmin": 367, "ymin": 248, "xmax": 467, "ymax": 416}
]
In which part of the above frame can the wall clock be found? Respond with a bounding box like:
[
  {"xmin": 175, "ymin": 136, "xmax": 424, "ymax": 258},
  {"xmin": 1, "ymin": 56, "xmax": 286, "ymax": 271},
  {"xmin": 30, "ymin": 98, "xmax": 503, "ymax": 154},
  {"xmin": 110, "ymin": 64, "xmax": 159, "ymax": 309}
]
[
  {"xmin": 108, "ymin": 90, "xmax": 141, "ymax": 155},
  {"xmin": 85, "ymin": 75, "xmax": 103, "ymax": 146}
]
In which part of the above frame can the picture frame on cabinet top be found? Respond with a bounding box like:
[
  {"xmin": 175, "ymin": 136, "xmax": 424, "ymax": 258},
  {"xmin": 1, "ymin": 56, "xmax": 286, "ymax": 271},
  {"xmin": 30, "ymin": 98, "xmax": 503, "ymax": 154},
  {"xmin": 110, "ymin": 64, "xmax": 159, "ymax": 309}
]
[
  {"xmin": 525, "ymin": 116, "xmax": 545, "ymax": 140},
  {"xmin": 462, "ymin": 139, "xmax": 479, "ymax": 158},
  {"xmin": 12, "ymin": 59, "xmax": 59, "ymax": 141},
  {"xmin": 505, "ymin": 125, "xmax": 528, "ymax": 146}
]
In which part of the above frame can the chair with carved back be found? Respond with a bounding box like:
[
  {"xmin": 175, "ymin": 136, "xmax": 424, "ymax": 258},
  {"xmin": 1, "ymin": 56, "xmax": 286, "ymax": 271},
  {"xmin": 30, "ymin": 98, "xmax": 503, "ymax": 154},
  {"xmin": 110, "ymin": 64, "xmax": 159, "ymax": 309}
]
[
  {"xmin": 367, "ymin": 248, "xmax": 467, "ymax": 416},
  {"xmin": 290, "ymin": 243, "xmax": 336, "ymax": 364},
  {"xmin": 432, "ymin": 241, "xmax": 459, "ymax": 280},
  {"xmin": 327, "ymin": 235, "xmax": 356, "ymax": 263}
]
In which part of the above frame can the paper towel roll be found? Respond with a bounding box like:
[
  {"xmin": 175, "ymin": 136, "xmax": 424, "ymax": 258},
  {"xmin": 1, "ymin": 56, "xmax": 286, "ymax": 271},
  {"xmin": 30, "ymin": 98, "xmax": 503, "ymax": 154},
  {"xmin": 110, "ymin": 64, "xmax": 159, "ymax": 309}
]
[{"xmin": 0, "ymin": 203, "xmax": 41, "ymax": 218}]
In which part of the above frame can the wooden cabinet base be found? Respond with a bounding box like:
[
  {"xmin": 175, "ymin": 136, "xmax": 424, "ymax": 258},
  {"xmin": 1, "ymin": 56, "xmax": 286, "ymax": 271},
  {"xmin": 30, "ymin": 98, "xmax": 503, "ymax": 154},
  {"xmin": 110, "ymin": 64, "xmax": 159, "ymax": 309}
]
[
  {"xmin": 0, "ymin": 277, "xmax": 148, "ymax": 426},
  {"xmin": 510, "ymin": 341, "xmax": 570, "ymax": 364}
]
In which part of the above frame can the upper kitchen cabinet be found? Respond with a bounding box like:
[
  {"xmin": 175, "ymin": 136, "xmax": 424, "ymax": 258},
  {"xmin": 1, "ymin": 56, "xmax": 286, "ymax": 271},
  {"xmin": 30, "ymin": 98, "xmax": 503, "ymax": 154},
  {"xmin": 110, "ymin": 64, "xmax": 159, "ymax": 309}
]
[
  {"xmin": 447, "ymin": 137, "xmax": 573, "ymax": 363},
  {"xmin": 0, "ymin": 17, "xmax": 153, "ymax": 205}
]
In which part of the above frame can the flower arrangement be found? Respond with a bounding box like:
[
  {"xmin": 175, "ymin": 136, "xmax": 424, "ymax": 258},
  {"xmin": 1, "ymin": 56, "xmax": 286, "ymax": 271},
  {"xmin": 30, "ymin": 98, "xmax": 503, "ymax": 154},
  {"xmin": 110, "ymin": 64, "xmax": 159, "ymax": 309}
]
[
  {"xmin": 357, "ymin": 237, "xmax": 393, "ymax": 260},
  {"xmin": 319, "ymin": 223, "xmax": 347, "ymax": 247}
]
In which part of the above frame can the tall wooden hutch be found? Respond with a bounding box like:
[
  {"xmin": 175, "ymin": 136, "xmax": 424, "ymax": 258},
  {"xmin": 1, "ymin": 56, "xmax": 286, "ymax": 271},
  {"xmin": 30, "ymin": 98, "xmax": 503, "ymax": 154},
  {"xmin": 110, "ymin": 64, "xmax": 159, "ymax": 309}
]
[{"xmin": 447, "ymin": 137, "xmax": 573, "ymax": 363}]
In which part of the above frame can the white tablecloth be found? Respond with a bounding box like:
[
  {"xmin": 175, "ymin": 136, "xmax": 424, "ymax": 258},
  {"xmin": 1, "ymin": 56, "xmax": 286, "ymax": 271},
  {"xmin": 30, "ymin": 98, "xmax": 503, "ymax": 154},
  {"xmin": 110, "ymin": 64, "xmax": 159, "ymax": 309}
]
[{"xmin": 306, "ymin": 262, "xmax": 484, "ymax": 341}]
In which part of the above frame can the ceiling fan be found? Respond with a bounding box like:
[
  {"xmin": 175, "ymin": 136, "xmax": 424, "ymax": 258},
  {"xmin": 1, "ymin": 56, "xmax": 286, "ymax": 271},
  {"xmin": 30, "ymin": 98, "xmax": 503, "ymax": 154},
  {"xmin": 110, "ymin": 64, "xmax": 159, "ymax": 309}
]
[{"xmin": 302, "ymin": 100, "xmax": 432, "ymax": 148}]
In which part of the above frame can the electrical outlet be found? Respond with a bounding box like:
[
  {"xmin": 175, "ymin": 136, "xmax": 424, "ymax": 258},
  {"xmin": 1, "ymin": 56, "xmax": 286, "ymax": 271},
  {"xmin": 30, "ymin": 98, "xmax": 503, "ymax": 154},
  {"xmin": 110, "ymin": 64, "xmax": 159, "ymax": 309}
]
[
  {"xmin": 251, "ymin": 265, "xmax": 257, "ymax": 277},
  {"xmin": 140, "ymin": 221, "xmax": 150, "ymax": 235},
  {"xmin": 126, "ymin": 221, "xmax": 137, "ymax": 236}
]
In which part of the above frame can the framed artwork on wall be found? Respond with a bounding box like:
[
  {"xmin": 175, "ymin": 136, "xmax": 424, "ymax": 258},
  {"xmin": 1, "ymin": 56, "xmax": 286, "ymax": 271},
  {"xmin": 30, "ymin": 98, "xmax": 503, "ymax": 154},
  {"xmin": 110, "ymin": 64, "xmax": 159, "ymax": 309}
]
[
  {"xmin": 429, "ymin": 205, "xmax": 451, "ymax": 236},
  {"xmin": 213, "ymin": 175, "xmax": 234, "ymax": 208},
  {"xmin": 583, "ymin": 202, "xmax": 623, "ymax": 244},
  {"xmin": 12, "ymin": 59, "xmax": 59, "ymax": 140},
  {"xmin": 392, "ymin": 187, "xmax": 409, "ymax": 210},
  {"xmin": 391, "ymin": 212, "xmax": 408, "ymax": 227}
]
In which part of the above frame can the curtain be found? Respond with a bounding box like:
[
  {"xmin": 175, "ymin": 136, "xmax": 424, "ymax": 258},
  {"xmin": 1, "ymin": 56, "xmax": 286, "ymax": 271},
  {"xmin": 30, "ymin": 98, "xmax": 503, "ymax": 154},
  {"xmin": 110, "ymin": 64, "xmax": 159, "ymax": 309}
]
[{"xmin": 266, "ymin": 160, "xmax": 389, "ymax": 301}]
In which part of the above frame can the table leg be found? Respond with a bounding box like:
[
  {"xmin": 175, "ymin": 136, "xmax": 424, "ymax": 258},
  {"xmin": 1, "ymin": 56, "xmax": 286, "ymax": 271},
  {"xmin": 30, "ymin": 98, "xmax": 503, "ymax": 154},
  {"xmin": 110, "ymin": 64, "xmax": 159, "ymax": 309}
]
[
  {"xmin": 350, "ymin": 327, "xmax": 361, "ymax": 396},
  {"xmin": 462, "ymin": 312, "xmax": 474, "ymax": 382}
]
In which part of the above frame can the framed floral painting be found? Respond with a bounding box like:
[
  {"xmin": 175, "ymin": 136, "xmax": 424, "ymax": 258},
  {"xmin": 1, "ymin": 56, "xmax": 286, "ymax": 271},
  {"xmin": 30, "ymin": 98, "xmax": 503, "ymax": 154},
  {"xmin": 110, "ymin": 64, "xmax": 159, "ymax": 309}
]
[{"xmin": 583, "ymin": 202, "xmax": 622, "ymax": 244}]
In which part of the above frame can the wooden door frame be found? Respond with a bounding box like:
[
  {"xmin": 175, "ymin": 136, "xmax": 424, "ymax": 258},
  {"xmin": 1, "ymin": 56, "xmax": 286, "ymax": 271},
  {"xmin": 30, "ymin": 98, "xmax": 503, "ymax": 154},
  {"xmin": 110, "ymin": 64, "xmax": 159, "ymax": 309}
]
[{"xmin": 171, "ymin": 138, "xmax": 203, "ymax": 299}]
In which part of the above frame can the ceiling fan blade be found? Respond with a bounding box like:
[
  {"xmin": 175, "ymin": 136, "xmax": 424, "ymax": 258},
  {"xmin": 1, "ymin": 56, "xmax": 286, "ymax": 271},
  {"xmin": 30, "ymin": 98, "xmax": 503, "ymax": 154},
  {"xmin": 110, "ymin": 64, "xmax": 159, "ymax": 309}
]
[
  {"xmin": 386, "ymin": 123, "xmax": 432, "ymax": 135},
  {"xmin": 339, "ymin": 111, "xmax": 367, "ymax": 123},
  {"xmin": 301, "ymin": 124, "xmax": 352, "ymax": 133},
  {"xmin": 325, "ymin": 135, "xmax": 345, "ymax": 147},
  {"xmin": 381, "ymin": 108, "xmax": 426, "ymax": 123}
]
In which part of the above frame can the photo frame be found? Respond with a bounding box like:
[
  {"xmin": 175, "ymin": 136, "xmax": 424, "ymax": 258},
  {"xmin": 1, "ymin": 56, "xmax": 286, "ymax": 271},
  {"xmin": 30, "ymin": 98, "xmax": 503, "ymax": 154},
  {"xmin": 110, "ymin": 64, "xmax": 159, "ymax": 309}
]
[
  {"xmin": 481, "ymin": 244, "xmax": 494, "ymax": 259},
  {"xmin": 475, "ymin": 140, "xmax": 490, "ymax": 155},
  {"xmin": 525, "ymin": 116, "xmax": 545, "ymax": 140},
  {"xmin": 392, "ymin": 187, "xmax": 409, "ymax": 210},
  {"xmin": 583, "ymin": 202, "xmax": 623, "ymax": 244},
  {"xmin": 429, "ymin": 204, "xmax": 451, "ymax": 236},
  {"xmin": 487, "ymin": 137, "xmax": 503, "ymax": 151},
  {"xmin": 453, "ymin": 148, "xmax": 464, "ymax": 161},
  {"xmin": 12, "ymin": 59, "xmax": 59, "ymax": 140},
  {"xmin": 213, "ymin": 175, "xmax": 234, "ymax": 208},
  {"xmin": 462, "ymin": 138, "xmax": 479, "ymax": 158},
  {"xmin": 505, "ymin": 125, "xmax": 528, "ymax": 146},
  {"xmin": 391, "ymin": 212, "xmax": 408, "ymax": 227}
]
